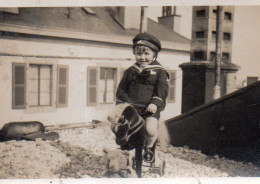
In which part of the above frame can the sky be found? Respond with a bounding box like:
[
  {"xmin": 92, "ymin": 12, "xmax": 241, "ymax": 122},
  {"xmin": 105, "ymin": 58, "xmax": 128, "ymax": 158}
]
[
  {"xmin": 147, "ymin": 6, "xmax": 260, "ymax": 84},
  {"xmin": 232, "ymin": 6, "xmax": 260, "ymax": 83}
]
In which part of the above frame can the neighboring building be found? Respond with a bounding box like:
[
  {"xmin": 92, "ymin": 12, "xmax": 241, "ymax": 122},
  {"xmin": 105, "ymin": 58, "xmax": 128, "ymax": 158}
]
[
  {"xmin": 191, "ymin": 6, "xmax": 234, "ymax": 62},
  {"xmin": 180, "ymin": 6, "xmax": 240, "ymax": 113},
  {"xmin": 148, "ymin": 6, "xmax": 260, "ymax": 88},
  {"xmin": 0, "ymin": 7, "xmax": 190, "ymax": 127}
]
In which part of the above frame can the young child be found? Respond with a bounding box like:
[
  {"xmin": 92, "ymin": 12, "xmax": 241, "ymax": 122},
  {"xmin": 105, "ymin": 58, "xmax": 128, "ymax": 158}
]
[{"xmin": 116, "ymin": 33, "xmax": 169, "ymax": 162}]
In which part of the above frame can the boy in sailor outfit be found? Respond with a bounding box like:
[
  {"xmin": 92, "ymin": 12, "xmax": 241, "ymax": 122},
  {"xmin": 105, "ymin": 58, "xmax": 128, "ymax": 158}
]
[{"xmin": 116, "ymin": 33, "xmax": 169, "ymax": 163}]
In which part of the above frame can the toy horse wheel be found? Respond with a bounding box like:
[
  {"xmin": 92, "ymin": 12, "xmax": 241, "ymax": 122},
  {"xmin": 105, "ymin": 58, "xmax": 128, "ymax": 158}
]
[{"xmin": 160, "ymin": 160, "xmax": 166, "ymax": 176}]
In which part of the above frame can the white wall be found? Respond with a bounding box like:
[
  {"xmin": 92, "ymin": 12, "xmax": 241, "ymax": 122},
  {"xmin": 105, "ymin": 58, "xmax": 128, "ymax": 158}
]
[
  {"xmin": 0, "ymin": 36, "xmax": 189, "ymax": 127},
  {"xmin": 158, "ymin": 50, "xmax": 189, "ymax": 121}
]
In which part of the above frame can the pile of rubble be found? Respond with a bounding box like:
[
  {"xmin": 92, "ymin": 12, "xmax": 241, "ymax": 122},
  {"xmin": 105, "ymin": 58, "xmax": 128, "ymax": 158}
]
[
  {"xmin": 0, "ymin": 122, "xmax": 259, "ymax": 179},
  {"xmin": 0, "ymin": 139, "xmax": 70, "ymax": 178}
]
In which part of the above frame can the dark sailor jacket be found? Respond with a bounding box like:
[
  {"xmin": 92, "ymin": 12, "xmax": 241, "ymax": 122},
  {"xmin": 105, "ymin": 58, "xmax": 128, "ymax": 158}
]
[{"xmin": 116, "ymin": 60, "xmax": 169, "ymax": 112}]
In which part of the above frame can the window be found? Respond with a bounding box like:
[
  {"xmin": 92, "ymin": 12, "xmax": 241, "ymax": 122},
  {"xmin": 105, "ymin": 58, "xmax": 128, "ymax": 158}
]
[
  {"xmin": 28, "ymin": 64, "xmax": 52, "ymax": 107},
  {"xmin": 223, "ymin": 32, "xmax": 231, "ymax": 40},
  {"xmin": 224, "ymin": 12, "xmax": 232, "ymax": 20},
  {"xmin": 12, "ymin": 63, "xmax": 68, "ymax": 109},
  {"xmin": 212, "ymin": 31, "xmax": 216, "ymax": 39},
  {"xmin": 194, "ymin": 51, "xmax": 204, "ymax": 60},
  {"xmin": 12, "ymin": 63, "xmax": 26, "ymax": 109},
  {"xmin": 165, "ymin": 6, "xmax": 173, "ymax": 16},
  {"xmin": 168, "ymin": 70, "xmax": 176, "ymax": 102},
  {"xmin": 210, "ymin": 51, "xmax": 216, "ymax": 60},
  {"xmin": 87, "ymin": 67, "xmax": 118, "ymax": 106},
  {"xmin": 222, "ymin": 53, "xmax": 230, "ymax": 62},
  {"xmin": 196, "ymin": 10, "xmax": 206, "ymax": 17},
  {"xmin": 98, "ymin": 68, "xmax": 117, "ymax": 104},
  {"xmin": 57, "ymin": 66, "xmax": 69, "ymax": 107},
  {"xmin": 162, "ymin": 6, "xmax": 174, "ymax": 16},
  {"xmin": 213, "ymin": 9, "xmax": 217, "ymax": 15},
  {"xmin": 195, "ymin": 31, "xmax": 205, "ymax": 38}
]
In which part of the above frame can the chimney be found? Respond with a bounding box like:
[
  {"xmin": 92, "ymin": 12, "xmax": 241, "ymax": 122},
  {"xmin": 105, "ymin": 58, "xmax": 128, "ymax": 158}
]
[
  {"xmin": 114, "ymin": 6, "xmax": 147, "ymax": 31},
  {"xmin": 158, "ymin": 6, "xmax": 181, "ymax": 33}
]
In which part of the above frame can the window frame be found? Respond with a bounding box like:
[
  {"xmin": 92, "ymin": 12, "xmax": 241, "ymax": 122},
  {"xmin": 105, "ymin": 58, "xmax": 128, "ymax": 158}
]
[
  {"xmin": 87, "ymin": 66, "xmax": 121, "ymax": 106},
  {"xmin": 98, "ymin": 67, "xmax": 118, "ymax": 104},
  {"xmin": 28, "ymin": 64, "xmax": 53, "ymax": 107}
]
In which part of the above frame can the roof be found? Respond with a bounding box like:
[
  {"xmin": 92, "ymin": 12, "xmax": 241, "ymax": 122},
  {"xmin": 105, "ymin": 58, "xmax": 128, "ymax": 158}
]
[{"xmin": 0, "ymin": 7, "xmax": 190, "ymax": 47}]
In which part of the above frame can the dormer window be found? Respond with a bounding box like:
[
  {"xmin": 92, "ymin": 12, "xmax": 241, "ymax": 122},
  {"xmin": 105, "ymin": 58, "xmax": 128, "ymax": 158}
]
[{"xmin": 162, "ymin": 6, "xmax": 176, "ymax": 17}]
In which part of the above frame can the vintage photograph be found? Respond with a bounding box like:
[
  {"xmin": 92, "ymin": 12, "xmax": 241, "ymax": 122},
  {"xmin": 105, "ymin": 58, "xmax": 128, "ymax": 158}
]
[{"xmin": 0, "ymin": 1, "xmax": 259, "ymax": 183}]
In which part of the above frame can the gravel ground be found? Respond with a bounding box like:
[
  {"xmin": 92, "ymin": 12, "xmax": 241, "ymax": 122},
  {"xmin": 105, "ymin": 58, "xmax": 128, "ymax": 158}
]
[{"xmin": 0, "ymin": 122, "xmax": 259, "ymax": 179}]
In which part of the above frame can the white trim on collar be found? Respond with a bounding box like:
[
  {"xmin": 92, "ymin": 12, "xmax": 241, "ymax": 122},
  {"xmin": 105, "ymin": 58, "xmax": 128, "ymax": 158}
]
[
  {"xmin": 132, "ymin": 64, "xmax": 142, "ymax": 72},
  {"xmin": 131, "ymin": 63, "xmax": 163, "ymax": 73},
  {"xmin": 144, "ymin": 65, "xmax": 163, "ymax": 70}
]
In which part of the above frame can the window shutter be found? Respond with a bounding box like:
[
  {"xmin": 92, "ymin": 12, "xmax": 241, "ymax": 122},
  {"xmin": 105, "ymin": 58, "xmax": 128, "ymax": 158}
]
[
  {"xmin": 87, "ymin": 67, "xmax": 98, "ymax": 106},
  {"xmin": 12, "ymin": 63, "xmax": 26, "ymax": 109},
  {"xmin": 168, "ymin": 70, "xmax": 176, "ymax": 103},
  {"xmin": 57, "ymin": 65, "xmax": 69, "ymax": 107}
]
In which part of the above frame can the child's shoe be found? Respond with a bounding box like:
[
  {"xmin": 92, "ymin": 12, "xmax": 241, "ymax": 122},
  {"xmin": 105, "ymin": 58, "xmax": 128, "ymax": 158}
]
[{"xmin": 143, "ymin": 146, "xmax": 155, "ymax": 163}]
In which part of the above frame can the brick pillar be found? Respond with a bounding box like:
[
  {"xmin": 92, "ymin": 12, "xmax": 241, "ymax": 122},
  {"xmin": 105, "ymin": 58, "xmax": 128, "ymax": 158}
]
[{"xmin": 179, "ymin": 61, "xmax": 240, "ymax": 113}]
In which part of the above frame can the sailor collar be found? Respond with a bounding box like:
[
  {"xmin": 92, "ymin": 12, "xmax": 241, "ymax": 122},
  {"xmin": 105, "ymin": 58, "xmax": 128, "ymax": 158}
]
[{"xmin": 131, "ymin": 61, "xmax": 163, "ymax": 73}]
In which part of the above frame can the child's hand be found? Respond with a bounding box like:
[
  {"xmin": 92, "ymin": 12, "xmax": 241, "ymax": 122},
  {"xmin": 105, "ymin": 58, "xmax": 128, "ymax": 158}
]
[{"xmin": 146, "ymin": 103, "xmax": 157, "ymax": 114}]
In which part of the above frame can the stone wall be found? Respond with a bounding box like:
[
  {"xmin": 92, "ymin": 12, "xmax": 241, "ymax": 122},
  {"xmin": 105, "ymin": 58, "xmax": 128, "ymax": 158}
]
[{"xmin": 166, "ymin": 81, "xmax": 260, "ymax": 152}]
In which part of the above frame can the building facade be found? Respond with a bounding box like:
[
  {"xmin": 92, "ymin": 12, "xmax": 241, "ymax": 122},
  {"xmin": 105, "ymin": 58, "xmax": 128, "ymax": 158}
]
[
  {"xmin": 180, "ymin": 6, "xmax": 240, "ymax": 113},
  {"xmin": 0, "ymin": 7, "xmax": 190, "ymax": 127},
  {"xmin": 191, "ymin": 6, "xmax": 234, "ymax": 62}
]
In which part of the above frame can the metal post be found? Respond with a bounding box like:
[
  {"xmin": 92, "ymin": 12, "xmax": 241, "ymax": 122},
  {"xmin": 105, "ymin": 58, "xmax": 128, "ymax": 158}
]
[
  {"xmin": 213, "ymin": 6, "xmax": 222, "ymax": 99},
  {"xmin": 140, "ymin": 6, "xmax": 147, "ymax": 33}
]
